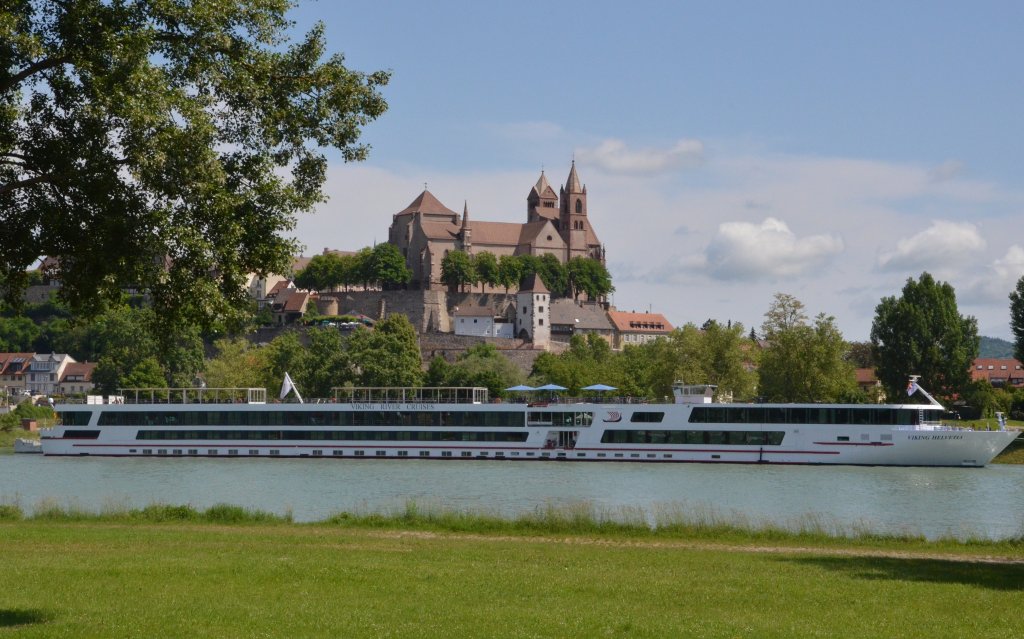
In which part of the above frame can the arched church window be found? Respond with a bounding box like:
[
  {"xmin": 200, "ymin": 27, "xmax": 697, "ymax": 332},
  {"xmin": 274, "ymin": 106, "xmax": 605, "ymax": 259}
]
[{"xmin": 575, "ymin": 199, "xmax": 582, "ymax": 214}]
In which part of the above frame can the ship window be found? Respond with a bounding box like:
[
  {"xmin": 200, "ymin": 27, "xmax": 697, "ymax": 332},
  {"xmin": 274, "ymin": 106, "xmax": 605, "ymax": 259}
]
[
  {"xmin": 58, "ymin": 411, "xmax": 92, "ymax": 426},
  {"xmin": 419, "ymin": 451, "xmax": 430, "ymax": 457},
  {"xmin": 143, "ymin": 449, "xmax": 152, "ymax": 455},
  {"xmin": 249, "ymin": 450, "xmax": 259, "ymax": 455},
  {"xmin": 631, "ymin": 412, "xmax": 665, "ymax": 423},
  {"xmin": 837, "ymin": 436, "xmax": 850, "ymax": 442},
  {"xmin": 602, "ymin": 429, "xmax": 785, "ymax": 446},
  {"xmin": 229, "ymin": 449, "xmax": 238, "ymax": 455}
]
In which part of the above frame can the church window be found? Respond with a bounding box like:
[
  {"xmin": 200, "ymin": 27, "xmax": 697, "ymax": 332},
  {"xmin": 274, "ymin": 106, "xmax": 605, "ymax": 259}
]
[
  {"xmin": 539, "ymin": 306, "xmax": 544, "ymax": 313},
  {"xmin": 539, "ymin": 319, "xmax": 544, "ymax": 326},
  {"xmin": 547, "ymin": 235, "xmax": 553, "ymax": 241},
  {"xmin": 575, "ymin": 199, "xmax": 582, "ymax": 214},
  {"xmin": 544, "ymin": 201, "xmax": 555, "ymax": 208}
]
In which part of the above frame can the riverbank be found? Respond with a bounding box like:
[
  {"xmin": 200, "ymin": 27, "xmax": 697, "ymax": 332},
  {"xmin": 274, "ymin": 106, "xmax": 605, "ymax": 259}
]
[{"xmin": 1, "ymin": 504, "xmax": 1022, "ymax": 638}]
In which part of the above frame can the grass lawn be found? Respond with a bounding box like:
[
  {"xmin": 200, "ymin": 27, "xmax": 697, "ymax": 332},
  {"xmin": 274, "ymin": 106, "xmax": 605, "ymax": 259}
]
[{"xmin": 1, "ymin": 513, "xmax": 1022, "ymax": 638}]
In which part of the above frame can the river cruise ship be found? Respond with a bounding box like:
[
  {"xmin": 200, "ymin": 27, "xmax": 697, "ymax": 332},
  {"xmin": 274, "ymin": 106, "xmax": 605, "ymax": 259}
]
[{"xmin": 39, "ymin": 382, "xmax": 1018, "ymax": 467}]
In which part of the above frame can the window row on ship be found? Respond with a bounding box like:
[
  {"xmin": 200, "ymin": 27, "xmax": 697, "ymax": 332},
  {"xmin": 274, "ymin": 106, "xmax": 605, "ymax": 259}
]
[
  {"xmin": 58, "ymin": 406, "xmax": 925, "ymax": 428},
  {"xmin": 134, "ymin": 430, "xmax": 530, "ymax": 442}
]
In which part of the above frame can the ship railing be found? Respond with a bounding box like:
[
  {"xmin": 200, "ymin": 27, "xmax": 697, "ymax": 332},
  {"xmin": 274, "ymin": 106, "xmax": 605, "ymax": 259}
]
[
  {"xmin": 517, "ymin": 395, "xmax": 652, "ymax": 405},
  {"xmin": 101, "ymin": 388, "xmax": 269, "ymax": 405},
  {"xmin": 332, "ymin": 387, "xmax": 489, "ymax": 405},
  {"xmin": 894, "ymin": 422, "xmax": 974, "ymax": 432}
]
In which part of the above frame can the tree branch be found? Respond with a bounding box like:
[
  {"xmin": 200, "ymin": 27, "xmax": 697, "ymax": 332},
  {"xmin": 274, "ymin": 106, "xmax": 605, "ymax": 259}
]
[
  {"xmin": 0, "ymin": 172, "xmax": 62, "ymax": 197},
  {"xmin": 0, "ymin": 57, "xmax": 67, "ymax": 95}
]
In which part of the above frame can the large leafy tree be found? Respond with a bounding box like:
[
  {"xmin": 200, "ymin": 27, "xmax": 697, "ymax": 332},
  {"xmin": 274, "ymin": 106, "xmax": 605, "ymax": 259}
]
[
  {"xmin": 702, "ymin": 320, "xmax": 758, "ymax": 400},
  {"xmin": 1010, "ymin": 275, "xmax": 1024, "ymax": 364},
  {"xmin": 1, "ymin": 1, "xmax": 388, "ymax": 332},
  {"xmin": 871, "ymin": 273, "xmax": 978, "ymax": 401},
  {"xmin": 496, "ymin": 254, "xmax": 522, "ymax": 294},
  {"xmin": 440, "ymin": 250, "xmax": 475, "ymax": 293},
  {"xmin": 472, "ymin": 251, "xmax": 498, "ymax": 293},
  {"xmin": 758, "ymin": 293, "xmax": 857, "ymax": 402},
  {"xmin": 426, "ymin": 343, "xmax": 524, "ymax": 397},
  {"xmin": 566, "ymin": 257, "xmax": 613, "ymax": 301},
  {"xmin": 535, "ymin": 253, "xmax": 568, "ymax": 296},
  {"xmin": 203, "ymin": 337, "xmax": 268, "ymax": 389},
  {"xmin": 348, "ymin": 313, "xmax": 422, "ymax": 387},
  {"xmin": 294, "ymin": 253, "xmax": 345, "ymax": 292},
  {"xmin": 366, "ymin": 243, "xmax": 411, "ymax": 290}
]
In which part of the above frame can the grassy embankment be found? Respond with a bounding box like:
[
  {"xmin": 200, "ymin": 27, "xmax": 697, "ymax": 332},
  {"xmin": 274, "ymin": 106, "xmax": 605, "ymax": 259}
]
[{"xmin": 1, "ymin": 502, "xmax": 1023, "ymax": 638}]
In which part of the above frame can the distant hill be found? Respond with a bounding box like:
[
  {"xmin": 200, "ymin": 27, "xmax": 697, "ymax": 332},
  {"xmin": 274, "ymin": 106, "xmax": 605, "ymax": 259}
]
[{"xmin": 979, "ymin": 336, "xmax": 1015, "ymax": 359}]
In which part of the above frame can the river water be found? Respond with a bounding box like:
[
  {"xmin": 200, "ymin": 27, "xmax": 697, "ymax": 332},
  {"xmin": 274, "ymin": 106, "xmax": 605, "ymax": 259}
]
[{"xmin": 2, "ymin": 454, "xmax": 1023, "ymax": 540}]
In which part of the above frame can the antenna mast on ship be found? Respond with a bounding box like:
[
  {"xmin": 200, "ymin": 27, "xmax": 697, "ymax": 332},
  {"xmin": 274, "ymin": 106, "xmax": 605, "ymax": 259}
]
[{"xmin": 906, "ymin": 375, "xmax": 942, "ymax": 407}]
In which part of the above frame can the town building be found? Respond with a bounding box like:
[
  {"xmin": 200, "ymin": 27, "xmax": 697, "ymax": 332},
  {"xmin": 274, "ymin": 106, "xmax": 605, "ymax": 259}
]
[
  {"xmin": 388, "ymin": 162, "xmax": 604, "ymax": 291},
  {"xmin": 58, "ymin": 362, "xmax": 97, "ymax": 395},
  {"xmin": 549, "ymin": 299, "xmax": 614, "ymax": 345},
  {"xmin": 515, "ymin": 274, "xmax": 550, "ymax": 347},
  {"xmin": 265, "ymin": 281, "xmax": 313, "ymax": 325},
  {"xmin": 0, "ymin": 353, "xmax": 33, "ymax": 395},
  {"xmin": 607, "ymin": 310, "xmax": 674, "ymax": 350},
  {"xmin": 452, "ymin": 305, "xmax": 515, "ymax": 338},
  {"xmin": 25, "ymin": 353, "xmax": 76, "ymax": 396},
  {"xmin": 971, "ymin": 358, "xmax": 1024, "ymax": 388}
]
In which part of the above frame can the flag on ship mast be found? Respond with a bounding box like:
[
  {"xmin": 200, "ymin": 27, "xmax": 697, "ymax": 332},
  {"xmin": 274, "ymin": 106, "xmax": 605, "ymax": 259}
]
[
  {"xmin": 280, "ymin": 372, "xmax": 303, "ymax": 404},
  {"xmin": 906, "ymin": 380, "xmax": 920, "ymax": 396}
]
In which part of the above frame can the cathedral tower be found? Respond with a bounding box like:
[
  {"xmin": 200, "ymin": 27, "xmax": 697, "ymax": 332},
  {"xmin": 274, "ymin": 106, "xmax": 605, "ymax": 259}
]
[
  {"xmin": 527, "ymin": 170, "xmax": 559, "ymax": 224},
  {"xmin": 559, "ymin": 161, "xmax": 589, "ymax": 260}
]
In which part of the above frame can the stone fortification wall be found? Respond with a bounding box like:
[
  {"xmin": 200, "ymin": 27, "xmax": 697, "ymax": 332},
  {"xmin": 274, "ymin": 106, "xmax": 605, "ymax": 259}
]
[
  {"xmin": 318, "ymin": 290, "xmax": 522, "ymax": 336},
  {"xmin": 318, "ymin": 290, "xmax": 433, "ymax": 332},
  {"xmin": 419, "ymin": 333, "xmax": 543, "ymax": 376}
]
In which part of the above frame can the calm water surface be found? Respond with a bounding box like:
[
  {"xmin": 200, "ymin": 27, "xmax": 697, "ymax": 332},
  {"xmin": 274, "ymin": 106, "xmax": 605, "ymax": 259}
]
[{"xmin": 2, "ymin": 454, "xmax": 1023, "ymax": 539}]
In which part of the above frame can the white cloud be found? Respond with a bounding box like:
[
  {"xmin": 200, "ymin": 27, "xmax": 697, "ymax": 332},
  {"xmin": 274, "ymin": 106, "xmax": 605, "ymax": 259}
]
[
  {"xmin": 696, "ymin": 217, "xmax": 844, "ymax": 281},
  {"xmin": 577, "ymin": 138, "xmax": 704, "ymax": 174},
  {"xmin": 960, "ymin": 245, "xmax": 1024, "ymax": 304},
  {"xmin": 877, "ymin": 221, "xmax": 986, "ymax": 273},
  {"xmin": 928, "ymin": 159, "xmax": 965, "ymax": 183},
  {"xmin": 293, "ymin": 144, "xmax": 1024, "ymax": 340}
]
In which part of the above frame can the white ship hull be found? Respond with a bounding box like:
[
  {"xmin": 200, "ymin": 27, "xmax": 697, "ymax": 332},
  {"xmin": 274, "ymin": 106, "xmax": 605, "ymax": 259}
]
[{"xmin": 40, "ymin": 400, "xmax": 1018, "ymax": 467}]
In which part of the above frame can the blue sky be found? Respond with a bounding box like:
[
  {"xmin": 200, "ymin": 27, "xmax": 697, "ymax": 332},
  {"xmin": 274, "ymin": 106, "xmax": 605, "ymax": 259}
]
[{"xmin": 286, "ymin": 1, "xmax": 1024, "ymax": 340}]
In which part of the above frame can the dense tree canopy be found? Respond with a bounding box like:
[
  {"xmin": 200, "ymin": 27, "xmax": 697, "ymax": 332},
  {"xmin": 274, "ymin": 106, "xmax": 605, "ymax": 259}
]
[
  {"xmin": 347, "ymin": 314, "xmax": 422, "ymax": 387},
  {"xmin": 440, "ymin": 250, "xmax": 475, "ymax": 293},
  {"xmin": 566, "ymin": 257, "xmax": 613, "ymax": 300},
  {"xmin": 758, "ymin": 293, "xmax": 858, "ymax": 402},
  {"xmin": 871, "ymin": 273, "xmax": 978, "ymax": 401},
  {"xmin": 426, "ymin": 343, "xmax": 524, "ymax": 397},
  {"xmin": 496, "ymin": 255, "xmax": 522, "ymax": 294},
  {"xmin": 1010, "ymin": 276, "xmax": 1024, "ymax": 364},
  {"xmin": 366, "ymin": 243, "xmax": 411, "ymax": 290},
  {"xmin": 1, "ymin": 0, "xmax": 389, "ymax": 331},
  {"xmin": 471, "ymin": 252, "xmax": 498, "ymax": 293}
]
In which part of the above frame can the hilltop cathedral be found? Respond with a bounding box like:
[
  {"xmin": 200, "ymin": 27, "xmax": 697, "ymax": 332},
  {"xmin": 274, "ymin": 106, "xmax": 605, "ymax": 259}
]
[{"xmin": 388, "ymin": 162, "xmax": 605, "ymax": 291}]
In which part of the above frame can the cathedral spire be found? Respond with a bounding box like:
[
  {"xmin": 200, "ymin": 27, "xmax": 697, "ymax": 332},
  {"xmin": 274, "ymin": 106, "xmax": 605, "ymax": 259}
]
[
  {"xmin": 565, "ymin": 160, "xmax": 582, "ymax": 193},
  {"xmin": 534, "ymin": 170, "xmax": 552, "ymax": 195},
  {"xmin": 461, "ymin": 201, "xmax": 470, "ymax": 230}
]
